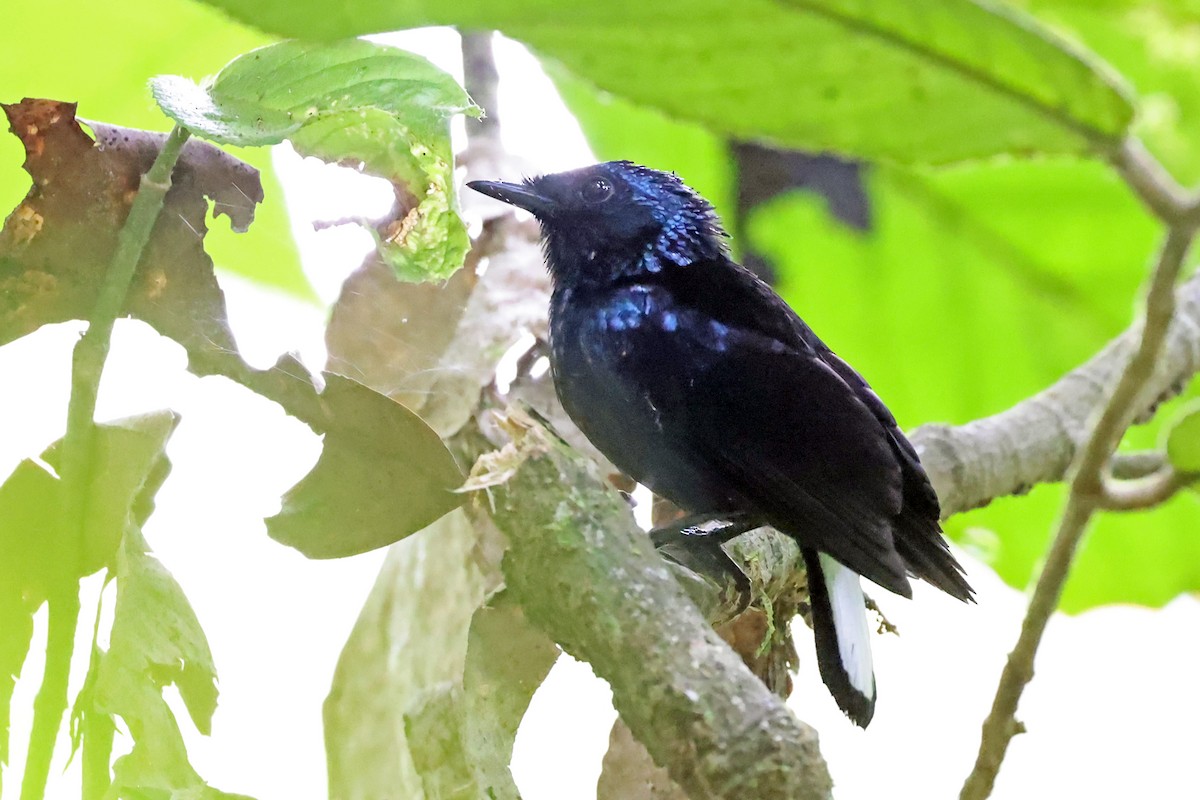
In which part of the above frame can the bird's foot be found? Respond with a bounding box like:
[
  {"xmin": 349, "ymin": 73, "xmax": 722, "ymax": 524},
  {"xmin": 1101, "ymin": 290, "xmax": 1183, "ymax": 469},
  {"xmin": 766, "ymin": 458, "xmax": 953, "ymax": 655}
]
[{"xmin": 649, "ymin": 512, "xmax": 764, "ymax": 611}]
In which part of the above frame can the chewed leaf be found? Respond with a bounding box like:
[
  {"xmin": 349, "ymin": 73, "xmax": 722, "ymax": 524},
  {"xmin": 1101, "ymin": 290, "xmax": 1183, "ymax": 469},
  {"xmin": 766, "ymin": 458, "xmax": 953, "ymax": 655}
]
[
  {"xmin": 152, "ymin": 39, "xmax": 479, "ymax": 283},
  {"xmin": 373, "ymin": 147, "xmax": 469, "ymax": 283},
  {"xmin": 0, "ymin": 99, "xmax": 252, "ymax": 355}
]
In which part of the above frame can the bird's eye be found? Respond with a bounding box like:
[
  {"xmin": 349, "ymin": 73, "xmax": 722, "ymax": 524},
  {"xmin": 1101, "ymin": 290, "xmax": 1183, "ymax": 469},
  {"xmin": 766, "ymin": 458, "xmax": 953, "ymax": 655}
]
[{"xmin": 579, "ymin": 176, "xmax": 614, "ymax": 204}]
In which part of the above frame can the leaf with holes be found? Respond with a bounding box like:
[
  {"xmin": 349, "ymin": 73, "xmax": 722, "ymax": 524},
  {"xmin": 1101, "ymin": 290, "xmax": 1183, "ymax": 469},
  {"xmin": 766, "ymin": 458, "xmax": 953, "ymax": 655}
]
[{"xmin": 152, "ymin": 39, "xmax": 479, "ymax": 281}]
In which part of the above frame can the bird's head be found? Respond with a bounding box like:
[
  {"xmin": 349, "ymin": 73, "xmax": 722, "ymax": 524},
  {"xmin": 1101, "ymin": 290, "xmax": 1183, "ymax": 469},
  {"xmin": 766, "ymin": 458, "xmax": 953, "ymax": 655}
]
[{"xmin": 469, "ymin": 161, "xmax": 727, "ymax": 286}]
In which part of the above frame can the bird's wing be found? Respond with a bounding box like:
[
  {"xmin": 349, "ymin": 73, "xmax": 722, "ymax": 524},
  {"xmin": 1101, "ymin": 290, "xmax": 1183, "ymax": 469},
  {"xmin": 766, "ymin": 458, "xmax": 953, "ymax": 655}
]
[
  {"xmin": 817, "ymin": 347, "xmax": 973, "ymax": 601},
  {"xmin": 670, "ymin": 328, "xmax": 912, "ymax": 596},
  {"xmin": 599, "ymin": 258, "xmax": 906, "ymax": 592},
  {"xmin": 655, "ymin": 256, "xmax": 968, "ymax": 599}
]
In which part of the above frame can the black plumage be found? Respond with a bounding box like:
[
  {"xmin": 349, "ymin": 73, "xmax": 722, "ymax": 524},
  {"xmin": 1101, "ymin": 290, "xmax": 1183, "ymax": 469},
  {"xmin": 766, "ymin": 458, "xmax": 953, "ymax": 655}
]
[{"xmin": 469, "ymin": 162, "xmax": 972, "ymax": 727}]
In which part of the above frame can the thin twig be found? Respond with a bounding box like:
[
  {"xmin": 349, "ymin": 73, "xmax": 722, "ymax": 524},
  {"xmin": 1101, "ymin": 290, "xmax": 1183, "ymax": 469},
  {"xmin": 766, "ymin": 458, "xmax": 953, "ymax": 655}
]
[
  {"xmin": 19, "ymin": 124, "xmax": 191, "ymax": 800},
  {"xmin": 1112, "ymin": 138, "xmax": 1191, "ymax": 224},
  {"xmin": 1100, "ymin": 467, "xmax": 1196, "ymax": 511},
  {"xmin": 1109, "ymin": 450, "xmax": 1167, "ymax": 480},
  {"xmin": 461, "ymin": 30, "xmax": 501, "ymax": 147},
  {"xmin": 960, "ymin": 144, "xmax": 1199, "ymax": 800}
]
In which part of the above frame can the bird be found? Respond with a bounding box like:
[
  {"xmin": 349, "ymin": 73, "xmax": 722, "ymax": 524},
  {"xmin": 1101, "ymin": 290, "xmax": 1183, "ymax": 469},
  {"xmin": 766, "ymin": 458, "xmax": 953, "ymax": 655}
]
[{"xmin": 468, "ymin": 161, "xmax": 973, "ymax": 727}]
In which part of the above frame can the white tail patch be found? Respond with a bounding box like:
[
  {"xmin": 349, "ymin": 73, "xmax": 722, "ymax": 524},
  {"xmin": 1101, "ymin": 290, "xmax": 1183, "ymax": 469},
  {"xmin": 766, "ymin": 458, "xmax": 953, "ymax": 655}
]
[{"xmin": 818, "ymin": 553, "xmax": 876, "ymax": 701}]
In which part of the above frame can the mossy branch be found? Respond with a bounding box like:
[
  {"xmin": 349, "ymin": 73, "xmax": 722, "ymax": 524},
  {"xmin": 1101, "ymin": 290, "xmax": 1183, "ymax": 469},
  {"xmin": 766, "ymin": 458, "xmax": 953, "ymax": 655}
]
[{"xmin": 465, "ymin": 415, "xmax": 832, "ymax": 800}]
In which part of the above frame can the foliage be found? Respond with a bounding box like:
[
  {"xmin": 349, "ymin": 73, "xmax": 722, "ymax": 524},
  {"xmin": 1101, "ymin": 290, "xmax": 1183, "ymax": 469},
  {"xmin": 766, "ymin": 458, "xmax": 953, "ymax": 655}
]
[
  {"xmin": 2, "ymin": 0, "xmax": 1200, "ymax": 798},
  {"xmin": 154, "ymin": 38, "xmax": 480, "ymax": 281},
  {"xmin": 199, "ymin": 0, "xmax": 1135, "ymax": 162},
  {"xmin": 0, "ymin": 32, "xmax": 472, "ymax": 797}
]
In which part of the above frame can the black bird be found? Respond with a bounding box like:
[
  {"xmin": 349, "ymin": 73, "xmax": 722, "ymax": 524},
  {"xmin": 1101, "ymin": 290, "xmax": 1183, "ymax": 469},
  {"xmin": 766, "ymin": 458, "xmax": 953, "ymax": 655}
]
[{"xmin": 469, "ymin": 162, "xmax": 973, "ymax": 727}]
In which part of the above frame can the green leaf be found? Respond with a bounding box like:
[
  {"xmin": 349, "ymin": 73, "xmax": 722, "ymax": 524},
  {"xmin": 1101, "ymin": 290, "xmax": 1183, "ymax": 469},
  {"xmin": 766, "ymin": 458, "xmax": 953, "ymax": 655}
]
[
  {"xmin": 0, "ymin": 0, "xmax": 314, "ymax": 298},
  {"xmin": 325, "ymin": 511, "xmax": 490, "ymax": 800},
  {"xmin": 1023, "ymin": 1, "xmax": 1200, "ymax": 185},
  {"xmin": 153, "ymin": 39, "xmax": 477, "ymax": 147},
  {"xmin": 200, "ymin": 0, "xmax": 1133, "ymax": 162},
  {"xmin": 266, "ymin": 373, "xmax": 464, "ymax": 558},
  {"xmin": 0, "ymin": 587, "xmax": 33, "ymax": 784},
  {"xmin": 72, "ymin": 413, "xmax": 180, "ymax": 575},
  {"xmin": 405, "ymin": 600, "xmax": 557, "ymax": 800},
  {"xmin": 459, "ymin": 601, "xmax": 557, "ymax": 795},
  {"xmin": 0, "ymin": 410, "xmax": 180, "ymax": 777},
  {"xmin": 1165, "ymin": 401, "xmax": 1200, "ymax": 474},
  {"xmin": 547, "ymin": 62, "xmax": 734, "ymax": 221},
  {"xmin": 152, "ymin": 38, "xmax": 479, "ymax": 282},
  {"xmin": 101, "ymin": 528, "xmax": 219, "ymax": 734},
  {"xmin": 86, "ymin": 529, "xmax": 251, "ymax": 799},
  {"xmin": 325, "ymin": 513, "xmax": 557, "ymax": 800}
]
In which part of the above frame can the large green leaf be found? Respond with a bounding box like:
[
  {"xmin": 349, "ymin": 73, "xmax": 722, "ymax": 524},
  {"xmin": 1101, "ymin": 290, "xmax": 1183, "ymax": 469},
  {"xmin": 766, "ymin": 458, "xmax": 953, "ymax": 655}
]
[
  {"xmin": 0, "ymin": 0, "xmax": 313, "ymax": 298},
  {"xmin": 0, "ymin": 412, "xmax": 180, "ymax": 793},
  {"xmin": 404, "ymin": 599, "xmax": 557, "ymax": 800},
  {"xmin": 1022, "ymin": 0, "xmax": 1200, "ymax": 184},
  {"xmin": 201, "ymin": 0, "xmax": 1132, "ymax": 162},
  {"xmin": 153, "ymin": 39, "xmax": 480, "ymax": 282},
  {"xmin": 546, "ymin": 63, "xmax": 733, "ymax": 219}
]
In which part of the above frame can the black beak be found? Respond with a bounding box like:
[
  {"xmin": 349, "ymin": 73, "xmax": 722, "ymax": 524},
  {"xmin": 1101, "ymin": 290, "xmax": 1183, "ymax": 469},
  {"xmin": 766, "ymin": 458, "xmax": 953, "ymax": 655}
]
[{"xmin": 467, "ymin": 180, "xmax": 555, "ymax": 216}]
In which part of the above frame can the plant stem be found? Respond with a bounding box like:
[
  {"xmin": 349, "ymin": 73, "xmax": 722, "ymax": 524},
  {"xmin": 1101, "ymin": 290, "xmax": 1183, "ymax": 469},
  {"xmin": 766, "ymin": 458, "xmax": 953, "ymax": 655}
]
[
  {"xmin": 58, "ymin": 124, "xmax": 193, "ymax": 534},
  {"xmin": 18, "ymin": 124, "xmax": 191, "ymax": 800},
  {"xmin": 18, "ymin": 592, "xmax": 80, "ymax": 800},
  {"xmin": 1100, "ymin": 467, "xmax": 1194, "ymax": 510},
  {"xmin": 461, "ymin": 30, "xmax": 501, "ymax": 146},
  {"xmin": 960, "ymin": 150, "xmax": 1199, "ymax": 800}
]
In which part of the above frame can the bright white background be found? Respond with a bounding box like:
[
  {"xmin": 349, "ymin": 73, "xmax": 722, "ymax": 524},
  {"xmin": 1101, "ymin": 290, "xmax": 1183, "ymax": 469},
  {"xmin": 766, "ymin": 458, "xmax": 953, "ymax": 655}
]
[{"xmin": 2, "ymin": 29, "xmax": 1197, "ymax": 800}]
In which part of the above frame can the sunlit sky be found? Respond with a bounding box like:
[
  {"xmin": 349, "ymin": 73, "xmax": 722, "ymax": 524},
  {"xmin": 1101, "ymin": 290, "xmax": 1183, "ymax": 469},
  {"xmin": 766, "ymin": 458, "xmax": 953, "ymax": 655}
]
[{"xmin": 2, "ymin": 28, "xmax": 1198, "ymax": 800}]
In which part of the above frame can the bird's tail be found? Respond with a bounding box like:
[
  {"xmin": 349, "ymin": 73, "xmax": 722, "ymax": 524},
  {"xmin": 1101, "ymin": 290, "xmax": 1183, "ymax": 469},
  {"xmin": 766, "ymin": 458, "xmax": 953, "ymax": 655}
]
[{"xmin": 803, "ymin": 548, "xmax": 876, "ymax": 728}]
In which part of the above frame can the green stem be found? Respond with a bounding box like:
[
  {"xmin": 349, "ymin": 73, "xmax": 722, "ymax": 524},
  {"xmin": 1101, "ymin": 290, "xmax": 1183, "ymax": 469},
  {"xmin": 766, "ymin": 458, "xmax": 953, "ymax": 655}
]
[
  {"xmin": 80, "ymin": 709, "xmax": 114, "ymax": 800},
  {"xmin": 80, "ymin": 583, "xmax": 113, "ymax": 800},
  {"xmin": 18, "ymin": 124, "xmax": 192, "ymax": 800},
  {"xmin": 19, "ymin": 592, "xmax": 81, "ymax": 800},
  {"xmin": 58, "ymin": 124, "xmax": 193, "ymax": 536}
]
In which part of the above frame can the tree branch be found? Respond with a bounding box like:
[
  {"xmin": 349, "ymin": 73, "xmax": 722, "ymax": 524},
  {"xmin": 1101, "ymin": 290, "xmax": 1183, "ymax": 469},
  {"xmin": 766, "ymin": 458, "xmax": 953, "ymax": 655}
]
[
  {"xmin": 959, "ymin": 143, "xmax": 1200, "ymax": 800},
  {"xmin": 469, "ymin": 414, "xmax": 833, "ymax": 800}
]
